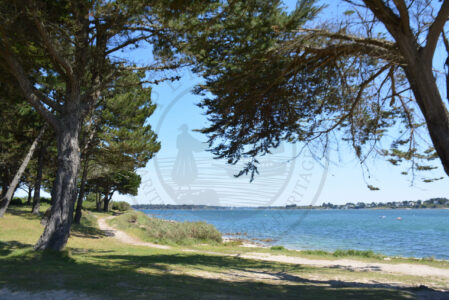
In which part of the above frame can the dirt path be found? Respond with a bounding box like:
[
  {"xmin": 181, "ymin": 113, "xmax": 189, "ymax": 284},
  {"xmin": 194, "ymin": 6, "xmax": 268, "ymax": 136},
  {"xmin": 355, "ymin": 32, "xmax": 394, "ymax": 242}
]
[
  {"xmin": 97, "ymin": 216, "xmax": 449, "ymax": 279},
  {"xmin": 238, "ymin": 252, "xmax": 449, "ymax": 279},
  {"xmin": 97, "ymin": 216, "xmax": 171, "ymax": 249}
]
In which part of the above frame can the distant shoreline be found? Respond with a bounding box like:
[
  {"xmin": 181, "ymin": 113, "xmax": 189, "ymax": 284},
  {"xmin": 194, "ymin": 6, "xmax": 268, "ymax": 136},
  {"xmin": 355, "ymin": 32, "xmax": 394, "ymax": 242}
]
[
  {"xmin": 133, "ymin": 205, "xmax": 449, "ymax": 211},
  {"xmin": 133, "ymin": 197, "xmax": 449, "ymax": 210}
]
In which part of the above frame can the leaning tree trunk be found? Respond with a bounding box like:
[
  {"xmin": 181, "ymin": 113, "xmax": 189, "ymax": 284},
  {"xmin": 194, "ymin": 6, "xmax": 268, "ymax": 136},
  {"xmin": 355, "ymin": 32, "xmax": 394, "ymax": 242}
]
[
  {"xmin": 73, "ymin": 157, "xmax": 89, "ymax": 224},
  {"xmin": 400, "ymin": 48, "xmax": 449, "ymax": 177},
  {"xmin": 32, "ymin": 147, "xmax": 44, "ymax": 214},
  {"xmin": 362, "ymin": 0, "xmax": 449, "ymax": 177},
  {"xmin": 34, "ymin": 117, "xmax": 81, "ymax": 251},
  {"xmin": 0, "ymin": 125, "xmax": 47, "ymax": 217}
]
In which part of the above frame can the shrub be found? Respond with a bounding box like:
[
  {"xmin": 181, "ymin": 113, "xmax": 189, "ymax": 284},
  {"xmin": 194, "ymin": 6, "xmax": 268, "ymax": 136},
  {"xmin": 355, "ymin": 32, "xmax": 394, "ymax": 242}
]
[
  {"xmin": 127, "ymin": 214, "xmax": 137, "ymax": 223},
  {"xmin": 109, "ymin": 211, "xmax": 222, "ymax": 245},
  {"xmin": 270, "ymin": 246, "xmax": 285, "ymax": 251},
  {"xmin": 333, "ymin": 249, "xmax": 383, "ymax": 258},
  {"xmin": 9, "ymin": 197, "xmax": 24, "ymax": 206},
  {"xmin": 112, "ymin": 201, "xmax": 131, "ymax": 211},
  {"xmin": 40, "ymin": 197, "xmax": 52, "ymax": 204},
  {"xmin": 301, "ymin": 250, "xmax": 330, "ymax": 256}
]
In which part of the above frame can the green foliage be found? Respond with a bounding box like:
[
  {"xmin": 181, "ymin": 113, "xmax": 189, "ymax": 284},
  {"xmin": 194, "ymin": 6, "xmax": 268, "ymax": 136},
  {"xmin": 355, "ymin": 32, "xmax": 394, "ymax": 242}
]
[
  {"xmin": 110, "ymin": 211, "xmax": 222, "ymax": 245},
  {"xmin": 9, "ymin": 198, "xmax": 24, "ymax": 207},
  {"xmin": 84, "ymin": 70, "xmax": 160, "ymax": 202},
  {"xmin": 333, "ymin": 249, "xmax": 383, "ymax": 259},
  {"xmin": 154, "ymin": 0, "xmax": 322, "ymax": 179},
  {"xmin": 270, "ymin": 246, "xmax": 285, "ymax": 251},
  {"xmin": 153, "ymin": 0, "xmax": 446, "ymax": 183},
  {"xmin": 111, "ymin": 201, "xmax": 131, "ymax": 212}
]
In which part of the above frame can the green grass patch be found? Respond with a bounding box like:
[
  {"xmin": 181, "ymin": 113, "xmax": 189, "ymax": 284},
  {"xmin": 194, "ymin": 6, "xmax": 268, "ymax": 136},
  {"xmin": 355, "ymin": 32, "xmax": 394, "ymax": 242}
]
[
  {"xmin": 0, "ymin": 207, "xmax": 447, "ymax": 299},
  {"xmin": 270, "ymin": 245, "xmax": 285, "ymax": 251},
  {"xmin": 108, "ymin": 210, "xmax": 222, "ymax": 246},
  {"xmin": 333, "ymin": 249, "xmax": 384, "ymax": 259}
]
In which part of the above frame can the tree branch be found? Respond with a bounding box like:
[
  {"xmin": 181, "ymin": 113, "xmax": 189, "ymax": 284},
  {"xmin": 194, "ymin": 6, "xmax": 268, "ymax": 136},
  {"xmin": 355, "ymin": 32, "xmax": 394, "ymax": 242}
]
[
  {"xmin": 33, "ymin": 13, "xmax": 75, "ymax": 83},
  {"xmin": 362, "ymin": 0, "xmax": 402, "ymax": 38},
  {"xmin": 392, "ymin": 0, "xmax": 412, "ymax": 35},
  {"xmin": 424, "ymin": 0, "xmax": 449, "ymax": 62},
  {"xmin": 105, "ymin": 35, "xmax": 152, "ymax": 55},
  {"xmin": 0, "ymin": 38, "xmax": 60, "ymax": 130},
  {"xmin": 295, "ymin": 28, "xmax": 398, "ymax": 51}
]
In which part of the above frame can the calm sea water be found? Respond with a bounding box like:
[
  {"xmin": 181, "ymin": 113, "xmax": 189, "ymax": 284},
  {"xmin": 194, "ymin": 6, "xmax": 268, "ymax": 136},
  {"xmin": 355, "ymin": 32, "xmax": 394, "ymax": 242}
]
[{"xmin": 140, "ymin": 209, "xmax": 449, "ymax": 259}]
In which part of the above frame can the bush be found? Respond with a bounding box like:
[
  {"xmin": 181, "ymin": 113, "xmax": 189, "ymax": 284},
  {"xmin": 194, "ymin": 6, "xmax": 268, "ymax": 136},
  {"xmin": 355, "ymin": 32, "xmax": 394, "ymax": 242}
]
[
  {"xmin": 333, "ymin": 249, "xmax": 383, "ymax": 259},
  {"xmin": 112, "ymin": 201, "xmax": 131, "ymax": 211},
  {"xmin": 270, "ymin": 246, "xmax": 285, "ymax": 251},
  {"xmin": 9, "ymin": 197, "xmax": 24, "ymax": 206},
  {"xmin": 301, "ymin": 250, "xmax": 330, "ymax": 256},
  {"xmin": 40, "ymin": 197, "xmax": 52, "ymax": 204},
  {"xmin": 109, "ymin": 211, "xmax": 222, "ymax": 245}
]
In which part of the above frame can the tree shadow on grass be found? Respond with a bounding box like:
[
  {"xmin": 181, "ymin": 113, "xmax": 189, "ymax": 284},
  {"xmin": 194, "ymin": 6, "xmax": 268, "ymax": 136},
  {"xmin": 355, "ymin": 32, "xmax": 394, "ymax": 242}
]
[
  {"xmin": 0, "ymin": 247, "xmax": 443, "ymax": 300},
  {"xmin": 0, "ymin": 240, "xmax": 30, "ymax": 256},
  {"xmin": 6, "ymin": 208, "xmax": 43, "ymax": 221},
  {"xmin": 70, "ymin": 223, "xmax": 109, "ymax": 239}
]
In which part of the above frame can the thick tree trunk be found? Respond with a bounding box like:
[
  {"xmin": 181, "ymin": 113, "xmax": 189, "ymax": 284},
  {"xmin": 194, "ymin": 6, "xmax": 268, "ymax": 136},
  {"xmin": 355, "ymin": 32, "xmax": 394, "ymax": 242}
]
[
  {"xmin": 362, "ymin": 0, "xmax": 449, "ymax": 177},
  {"xmin": 0, "ymin": 125, "xmax": 46, "ymax": 217},
  {"xmin": 32, "ymin": 147, "xmax": 44, "ymax": 214},
  {"xmin": 73, "ymin": 157, "xmax": 89, "ymax": 224},
  {"xmin": 404, "ymin": 61, "xmax": 449, "ymax": 176},
  {"xmin": 34, "ymin": 119, "xmax": 81, "ymax": 251}
]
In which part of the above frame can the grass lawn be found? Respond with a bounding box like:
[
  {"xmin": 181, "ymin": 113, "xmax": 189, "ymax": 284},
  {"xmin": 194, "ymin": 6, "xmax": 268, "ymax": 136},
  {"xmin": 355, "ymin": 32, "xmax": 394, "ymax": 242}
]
[{"xmin": 0, "ymin": 205, "xmax": 446, "ymax": 299}]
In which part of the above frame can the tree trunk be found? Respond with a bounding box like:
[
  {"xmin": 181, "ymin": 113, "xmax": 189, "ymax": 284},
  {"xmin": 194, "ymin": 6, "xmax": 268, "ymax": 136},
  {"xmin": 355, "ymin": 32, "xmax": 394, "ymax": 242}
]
[
  {"xmin": 0, "ymin": 173, "xmax": 7, "ymax": 198},
  {"xmin": 362, "ymin": 1, "xmax": 449, "ymax": 177},
  {"xmin": 404, "ymin": 61, "xmax": 449, "ymax": 176},
  {"xmin": 26, "ymin": 185, "xmax": 33, "ymax": 205},
  {"xmin": 95, "ymin": 192, "xmax": 102, "ymax": 211},
  {"xmin": 73, "ymin": 157, "xmax": 89, "ymax": 224},
  {"xmin": 0, "ymin": 125, "xmax": 47, "ymax": 217},
  {"xmin": 103, "ymin": 194, "xmax": 111, "ymax": 212},
  {"xmin": 34, "ymin": 119, "xmax": 81, "ymax": 251},
  {"xmin": 32, "ymin": 147, "xmax": 44, "ymax": 214}
]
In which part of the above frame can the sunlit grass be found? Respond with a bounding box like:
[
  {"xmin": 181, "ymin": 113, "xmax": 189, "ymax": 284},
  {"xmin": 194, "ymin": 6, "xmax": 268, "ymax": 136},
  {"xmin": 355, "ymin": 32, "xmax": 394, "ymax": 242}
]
[{"xmin": 0, "ymin": 206, "xmax": 446, "ymax": 299}]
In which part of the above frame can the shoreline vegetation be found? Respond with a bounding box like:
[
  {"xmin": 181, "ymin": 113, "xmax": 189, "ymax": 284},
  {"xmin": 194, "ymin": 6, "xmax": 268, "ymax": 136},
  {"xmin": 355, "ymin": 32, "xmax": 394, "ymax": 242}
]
[
  {"xmin": 133, "ymin": 197, "xmax": 449, "ymax": 210},
  {"xmin": 1, "ymin": 204, "xmax": 449, "ymax": 299},
  {"xmin": 120, "ymin": 208, "xmax": 447, "ymax": 265}
]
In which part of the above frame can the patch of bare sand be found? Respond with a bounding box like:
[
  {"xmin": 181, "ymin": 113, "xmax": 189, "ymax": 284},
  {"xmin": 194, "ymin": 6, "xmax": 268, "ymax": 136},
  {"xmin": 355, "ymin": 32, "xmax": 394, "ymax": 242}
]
[{"xmin": 239, "ymin": 252, "xmax": 449, "ymax": 278}]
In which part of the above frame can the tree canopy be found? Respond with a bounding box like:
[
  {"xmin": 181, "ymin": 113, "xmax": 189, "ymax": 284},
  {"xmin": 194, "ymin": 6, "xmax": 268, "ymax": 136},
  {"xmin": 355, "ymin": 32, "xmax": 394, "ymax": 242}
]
[{"xmin": 156, "ymin": 0, "xmax": 449, "ymax": 184}]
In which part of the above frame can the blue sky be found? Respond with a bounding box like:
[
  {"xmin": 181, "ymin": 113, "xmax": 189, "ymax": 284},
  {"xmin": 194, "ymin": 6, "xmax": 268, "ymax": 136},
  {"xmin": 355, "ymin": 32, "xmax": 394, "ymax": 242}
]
[
  {"xmin": 26, "ymin": 1, "xmax": 448, "ymax": 206},
  {"xmin": 114, "ymin": 0, "xmax": 448, "ymax": 206},
  {"xmin": 111, "ymin": 0, "xmax": 449, "ymax": 207}
]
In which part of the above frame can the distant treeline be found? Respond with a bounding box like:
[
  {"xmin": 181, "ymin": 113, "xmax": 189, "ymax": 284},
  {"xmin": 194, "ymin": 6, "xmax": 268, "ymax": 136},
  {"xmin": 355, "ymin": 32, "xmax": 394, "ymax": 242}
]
[
  {"xmin": 317, "ymin": 198, "xmax": 449, "ymax": 210},
  {"xmin": 133, "ymin": 198, "xmax": 449, "ymax": 210},
  {"xmin": 132, "ymin": 204, "xmax": 228, "ymax": 210}
]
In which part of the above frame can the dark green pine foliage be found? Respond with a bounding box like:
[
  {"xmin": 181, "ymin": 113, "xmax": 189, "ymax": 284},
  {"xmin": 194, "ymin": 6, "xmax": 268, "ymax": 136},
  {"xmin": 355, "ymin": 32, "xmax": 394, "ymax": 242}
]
[
  {"xmin": 155, "ymin": 0, "xmax": 443, "ymax": 183},
  {"xmin": 86, "ymin": 70, "xmax": 160, "ymax": 209},
  {"xmin": 153, "ymin": 0, "xmax": 323, "ymax": 179}
]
